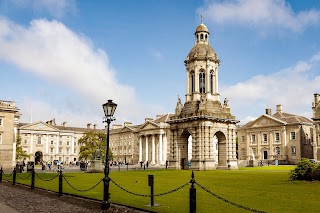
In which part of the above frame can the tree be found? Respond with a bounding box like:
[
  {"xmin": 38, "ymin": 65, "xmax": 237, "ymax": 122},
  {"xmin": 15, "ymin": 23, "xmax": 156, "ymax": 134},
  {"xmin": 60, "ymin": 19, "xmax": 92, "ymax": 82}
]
[
  {"xmin": 78, "ymin": 131, "xmax": 113, "ymax": 162},
  {"xmin": 16, "ymin": 136, "xmax": 30, "ymax": 161}
]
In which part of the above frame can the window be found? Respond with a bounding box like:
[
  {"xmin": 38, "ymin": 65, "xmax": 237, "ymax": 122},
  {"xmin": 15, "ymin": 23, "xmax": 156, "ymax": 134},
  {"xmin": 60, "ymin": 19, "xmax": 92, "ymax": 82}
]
[
  {"xmin": 51, "ymin": 140, "xmax": 54, "ymax": 145},
  {"xmin": 275, "ymin": 147, "xmax": 280, "ymax": 155},
  {"xmin": 199, "ymin": 71, "xmax": 206, "ymax": 93},
  {"xmin": 210, "ymin": 70, "xmax": 214, "ymax": 93},
  {"xmin": 291, "ymin": 146, "xmax": 296, "ymax": 154},
  {"xmin": 66, "ymin": 148, "xmax": 70, "ymax": 154},
  {"xmin": 59, "ymin": 148, "xmax": 62, "ymax": 154},
  {"xmin": 50, "ymin": 148, "xmax": 54, "ymax": 154},
  {"xmin": 200, "ymin": 33, "xmax": 204, "ymax": 40},
  {"xmin": 242, "ymin": 136, "xmax": 246, "ymax": 143},
  {"xmin": 251, "ymin": 134, "xmax": 256, "ymax": 144},
  {"xmin": 275, "ymin": 133, "xmax": 280, "ymax": 143},
  {"xmin": 241, "ymin": 148, "xmax": 246, "ymax": 156},
  {"xmin": 0, "ymin": 117, "xmax": 3, "ymax": 126},
  {"xmin": 262, "ymin": 134, "xmax": 268, "ymax": 143},
  {"xmin": 24, "ymin": 139, "xmax": 28, "ymax": 145},
  {"xmin": 290, "ymin": 132, "xmax": 296, "ymax": 140},
  {"xmin": 191, "ymin": 71, "xmax": 195, "ymax": 93},
  {"xmin": 67, "ymin": 141, "xmax": 69, "ymax": 146},
  {"xmin": 74, "ymin": 142, "xmax": 76, "ymax": 146},
  {"xmin": 59, "ymin": 141, "xmax": 62, "ymax": 145},
  {"xmin": 37, "ymin": 137, "xmax": 41, "ymax": 145},
  {"xmin": 74, "ymin": 149, "xmax": 76, "ymax": 154},
  {"xmin": 0, "ymin": 133, "xmax": 2, "ymax": 144}
]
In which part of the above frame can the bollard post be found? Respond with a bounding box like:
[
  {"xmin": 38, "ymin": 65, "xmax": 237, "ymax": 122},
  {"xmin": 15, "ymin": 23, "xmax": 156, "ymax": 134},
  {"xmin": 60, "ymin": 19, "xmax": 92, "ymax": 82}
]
[
  {"xmin": 31, "ymin": 168, "xmax": 35, "ymax": 190},
  {"xmin": 58, "ymin": 169, "xmax": 63, "ymax": 197},
  {"xmin": 0, "ymin": 167, "xmax": 2, "ymax": 183},
  {"xmin": 12, "ymin": 168, "xmax": 17, "ymax": 186},
  {"xmin": 118, "ymin": 163, "xmax": 120, "ymax": 171},
  {"xmin": 189, "ymin": 171, "xmax": 196, "ymax": 213},
  {"xmin": 148, "ymin": 175, "xmax": 154, "ymax": 206}
]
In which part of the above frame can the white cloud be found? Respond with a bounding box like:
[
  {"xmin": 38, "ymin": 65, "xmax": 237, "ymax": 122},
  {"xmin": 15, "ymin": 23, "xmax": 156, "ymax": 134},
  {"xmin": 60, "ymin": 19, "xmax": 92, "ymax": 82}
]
[
  {"xmin": 7, "ymin": 0, "xmax": 76, "ymax": 17},
  {"xmin": 221, "ymin": 52, "xmax": 320, "ymax": 124},
  {"xmin": 199, "ymin": 0, "xmax": 320, "ymax": 33},
  {"xmin": 0, "ymin": 18, "xmax": 158, "ymax": 127}
]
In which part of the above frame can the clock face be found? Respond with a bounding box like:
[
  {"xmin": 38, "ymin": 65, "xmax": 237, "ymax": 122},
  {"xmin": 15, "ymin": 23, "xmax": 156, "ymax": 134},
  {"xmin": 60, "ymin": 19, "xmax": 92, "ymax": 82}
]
[{"xmin": 38, "ymin": 124, "xmax": 43, "ymax": 129}]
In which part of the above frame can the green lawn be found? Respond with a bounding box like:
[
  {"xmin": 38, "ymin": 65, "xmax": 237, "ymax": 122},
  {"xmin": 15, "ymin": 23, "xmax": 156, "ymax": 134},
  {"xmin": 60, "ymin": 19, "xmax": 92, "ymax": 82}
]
[{"xmin": 3, "ymin": 166, "xmax": 320, "ymax": 213}]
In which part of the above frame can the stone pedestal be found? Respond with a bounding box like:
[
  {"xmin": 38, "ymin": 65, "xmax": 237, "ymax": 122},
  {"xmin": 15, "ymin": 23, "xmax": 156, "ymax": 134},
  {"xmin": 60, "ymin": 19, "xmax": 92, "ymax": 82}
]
[
  {"xmin": 87, "ymin": 160, "xmax": 103, "ymax": 173},
  {"xmin": 248, "ymin": 160, "xmax": 254, "ymax": 167}
]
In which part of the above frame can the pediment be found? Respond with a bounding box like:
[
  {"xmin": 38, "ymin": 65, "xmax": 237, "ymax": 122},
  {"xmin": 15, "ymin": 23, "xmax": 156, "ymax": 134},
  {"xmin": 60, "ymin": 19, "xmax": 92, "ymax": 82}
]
[
  {"xmin": 248, "ymin": 115, "xmax": 285, "ymax": 128},
  {"xmin": 139, "ymin": 122, "xmax": 159, "ymax": 130},
  {"xmin": 121, "ymin": 126, "xmax": 134, "ymax": 133},
  {"xmin": 19, "ymin": 121, "xmax": 59, "ymax": 131}
]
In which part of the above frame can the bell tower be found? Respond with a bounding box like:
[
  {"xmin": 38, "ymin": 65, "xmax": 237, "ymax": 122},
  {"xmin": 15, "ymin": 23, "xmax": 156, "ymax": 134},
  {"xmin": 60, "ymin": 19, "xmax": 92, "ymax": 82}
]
[{"xmin": 169, "ymin": 21, "xmax": 239, "ymax": 170}]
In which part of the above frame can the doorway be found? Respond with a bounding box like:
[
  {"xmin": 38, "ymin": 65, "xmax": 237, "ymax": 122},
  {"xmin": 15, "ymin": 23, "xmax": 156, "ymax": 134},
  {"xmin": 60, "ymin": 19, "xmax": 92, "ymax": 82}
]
[{"xmin": 35, "ymin": 151, "xmax": 43, "ymax": 165}]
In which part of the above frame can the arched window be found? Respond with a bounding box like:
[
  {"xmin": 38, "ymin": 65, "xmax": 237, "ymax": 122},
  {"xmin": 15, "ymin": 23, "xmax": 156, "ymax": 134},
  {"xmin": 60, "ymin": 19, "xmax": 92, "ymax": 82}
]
[
  {"xmin": 199, "ymin": 70, "xmax": 205, "ymax": 93},
  {"xmin": 191, "ymin": 71, "xmax": 195, "ymax": 93},
  {"xmin": 200, "ymin": 34, "xmax": 204, "ymax": 41},
  {"xmin": 210, "ymin": 70, "xmax": 214, "ymax": 93}
]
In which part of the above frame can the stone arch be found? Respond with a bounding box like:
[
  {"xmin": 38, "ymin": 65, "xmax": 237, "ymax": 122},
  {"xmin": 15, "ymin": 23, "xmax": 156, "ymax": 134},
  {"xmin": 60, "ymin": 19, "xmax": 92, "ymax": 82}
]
[
  {"xmin": 178, "ymin": 129, "xmax": 192, "ymax": 170},
  {"xmin": 214, "ymin": 131, "xmax": 228, "ymax": 169},
  {"xmin": 34, "ymin": 151, "xmax": 43, "ymax": 165}
]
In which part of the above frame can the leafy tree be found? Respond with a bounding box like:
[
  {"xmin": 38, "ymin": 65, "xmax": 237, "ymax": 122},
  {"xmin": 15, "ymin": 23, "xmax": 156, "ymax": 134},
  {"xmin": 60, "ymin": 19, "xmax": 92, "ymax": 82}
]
[
  {"xmin": 16, "ymin": 136, "xmax": 30, "ymax": 161},
  {"xmin": 78, "ymin": 131, "xmax": 113, "ymax": 162}
]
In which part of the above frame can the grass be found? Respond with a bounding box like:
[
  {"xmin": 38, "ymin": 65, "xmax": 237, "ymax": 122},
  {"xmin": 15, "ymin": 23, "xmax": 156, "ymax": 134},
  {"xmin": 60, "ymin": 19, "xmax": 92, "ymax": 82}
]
[{"xmin": 2, "ymin": 166, "xmax": 320, "ymax": 213}]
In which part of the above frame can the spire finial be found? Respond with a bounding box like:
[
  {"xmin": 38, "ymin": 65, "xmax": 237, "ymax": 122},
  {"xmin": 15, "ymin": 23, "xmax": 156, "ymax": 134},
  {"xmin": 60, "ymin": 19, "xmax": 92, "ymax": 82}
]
[{"xmin": 200, "ymin": 14, "xmax": 204, "ymax": 24}]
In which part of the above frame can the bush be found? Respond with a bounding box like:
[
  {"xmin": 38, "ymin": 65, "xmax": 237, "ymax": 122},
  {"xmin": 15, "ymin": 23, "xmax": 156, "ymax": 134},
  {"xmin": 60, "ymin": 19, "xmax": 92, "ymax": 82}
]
[{"xmin": 290, "ymin": 158, "xmax": 318, "ymax": 180}]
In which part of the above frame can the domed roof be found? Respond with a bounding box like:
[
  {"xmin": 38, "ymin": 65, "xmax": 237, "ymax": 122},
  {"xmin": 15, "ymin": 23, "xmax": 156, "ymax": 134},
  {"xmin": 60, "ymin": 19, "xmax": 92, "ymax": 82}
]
[
  {"xmin": 185, "ymin": 43, "xmax": 219, "ymax": 63},
  {"xmin": 195, "ymin": 23, "xmax": 209, "ymax": 34}
]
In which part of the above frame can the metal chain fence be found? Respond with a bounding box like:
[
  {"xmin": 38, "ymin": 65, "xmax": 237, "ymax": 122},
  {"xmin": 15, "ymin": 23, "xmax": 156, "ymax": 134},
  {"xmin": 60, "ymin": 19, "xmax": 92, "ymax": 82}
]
[
  {"xmin": 195, "ymin": 182, "xmax": 267, "ymax": 213},
  {"xmin": 110, "ymin": 178, "xmax": 189, "ymax": 197},
  {"xmin": 63, "ymin": 176, "xmax": 103, "ymax": 192},
  {"xmin": 35, "ymin": 173, "xmax": 59, "ymax": 182},
  {"xmin": 2, "ymin": 171, "xmax": 14, "ymax": 177},
  {"xmin": 16, "ymin": 172, "xmax": 32, "ymax": 180}
]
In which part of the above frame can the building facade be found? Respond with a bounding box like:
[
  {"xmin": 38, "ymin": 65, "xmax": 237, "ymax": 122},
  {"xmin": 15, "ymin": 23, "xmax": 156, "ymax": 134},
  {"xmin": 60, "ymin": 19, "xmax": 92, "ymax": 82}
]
[
  {"xmin": 238, "ymin": 105, "xmax": 316, "ymax": 165},
  {"xmin": 18, "ymin": 119, "xmax": 101, "ymax": 164},
  {"xmin": 312, "ymin": 93, "xmax": 320, "ymax": 162},
  {"xmin": 0, "ymin": 100, "xmax": 20, "ymax": 169}
]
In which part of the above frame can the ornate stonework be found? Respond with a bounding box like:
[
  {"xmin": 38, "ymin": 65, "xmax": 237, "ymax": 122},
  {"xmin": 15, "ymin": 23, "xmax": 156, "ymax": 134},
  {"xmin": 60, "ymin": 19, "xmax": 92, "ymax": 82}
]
[{"xmin": 168, "ymin": 22, "xmax": 238, "ymax": 170}]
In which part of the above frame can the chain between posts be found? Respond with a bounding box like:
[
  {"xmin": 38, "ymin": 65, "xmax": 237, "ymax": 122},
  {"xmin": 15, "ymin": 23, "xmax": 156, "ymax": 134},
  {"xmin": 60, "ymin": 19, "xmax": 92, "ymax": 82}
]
[
  {"xmin": 2, "ymin": 171, "xmax": 14, "ymax": 177},
  {"xmin": 110, "ymin": 178, "xmax": 189, "ymax": 197},
  {"xmin": 35, "ymin": 173, "xmax": 59, "ymax": 181},
  {"xmin": 63, "ymin": 176, "xmax": 103, "ymax": 192},
  {"xmin": 16, "ymin": 172, "xmax": 32, "ymax": 180},
  {"xmin": 195, "ymin": 182, "xmax": 267, "ymax": 213}
]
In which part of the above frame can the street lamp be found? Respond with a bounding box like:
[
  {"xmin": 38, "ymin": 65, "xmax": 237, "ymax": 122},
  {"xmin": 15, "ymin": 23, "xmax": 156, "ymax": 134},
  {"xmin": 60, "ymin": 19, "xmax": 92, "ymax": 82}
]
[{"xmin": 102, "ymin": 99, "xmax": 117, "ymax": 210}]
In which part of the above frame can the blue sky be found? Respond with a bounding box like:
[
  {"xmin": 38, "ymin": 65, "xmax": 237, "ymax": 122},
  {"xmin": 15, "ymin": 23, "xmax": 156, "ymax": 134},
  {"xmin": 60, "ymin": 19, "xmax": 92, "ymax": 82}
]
[{"xmin": 1, "ymin": 0, "xmax": 320, "ymax": 128}]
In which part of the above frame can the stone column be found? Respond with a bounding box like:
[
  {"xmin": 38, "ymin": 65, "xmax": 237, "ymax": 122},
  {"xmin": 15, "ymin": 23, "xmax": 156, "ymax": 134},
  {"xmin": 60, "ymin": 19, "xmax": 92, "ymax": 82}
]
[
  {"xmin": 139, "ymin": 137, "xmax": 142, "ymax": 162},
  {"xmin": 145, "ymin": 136, "xmax": 149, "ymax": 162},
  {"xmin": 71, "ymin": 136, "xmax": 75, "ymax": 156},
  {"xmin": 46, "ymin": 134, "xmax": 49, "ymax": 155},
  {"xmin": 30, "ymin": 134, "xmax": 34, "ymax": 154},
  {"xmin": 56, "ymin": 136, "xmax": 59, "ymax": 154},
  {"xmin": 152, "ymin": 135, "xmax": 155, "ymax": 164},
  {"xmin": 163, "ymin": 133, "xmax": 167, "ymax": 162},
  {"xmin": 159, "ymin": 133, "xmax": 163, "ymax": 164}
]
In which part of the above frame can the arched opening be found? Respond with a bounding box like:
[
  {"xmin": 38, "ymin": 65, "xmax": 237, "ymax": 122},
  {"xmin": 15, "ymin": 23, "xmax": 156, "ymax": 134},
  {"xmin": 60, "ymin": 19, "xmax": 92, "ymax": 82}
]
[
  {"xmin": 214, "ymin": 131, "xmax": 227, "ymax": 169},
  {"xmin": 199, "ymin": 70, "xmax": 205, "ymax": 93},
  {"xmin": 190, "ymin": 71, "xmax": 195, "ymax": 93},
  {"xmin": 35, "ymin": 151, "xmax": 43, "ymax": 165},
  {"xmin": 210, "ymin": 70, "xmax": 214, "ymax": 93},
  {"xmin": 179, "ymin": 130, "xmax": 192, "ymax": 170}
]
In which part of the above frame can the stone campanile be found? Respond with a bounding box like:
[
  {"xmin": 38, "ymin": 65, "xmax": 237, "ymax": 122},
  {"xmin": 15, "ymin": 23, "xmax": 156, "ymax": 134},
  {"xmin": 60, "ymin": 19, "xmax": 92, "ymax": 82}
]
[{"xmin": 169, "ymin": 21, "xmax": 238, "ymax": 170}]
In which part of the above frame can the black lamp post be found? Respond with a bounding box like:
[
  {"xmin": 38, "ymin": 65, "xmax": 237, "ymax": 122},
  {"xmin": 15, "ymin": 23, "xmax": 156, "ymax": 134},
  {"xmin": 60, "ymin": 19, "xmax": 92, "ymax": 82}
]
[{"xmin": 101, "ymin": 99, "xmax": 117, "ymax": 210}]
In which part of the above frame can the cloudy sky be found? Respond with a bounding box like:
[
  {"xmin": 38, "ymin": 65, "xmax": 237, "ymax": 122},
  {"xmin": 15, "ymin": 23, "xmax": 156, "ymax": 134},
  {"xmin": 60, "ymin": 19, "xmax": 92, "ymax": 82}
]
[{"xmin": 1, "ymin": 0, "xmax": 320, "ymax": 128}]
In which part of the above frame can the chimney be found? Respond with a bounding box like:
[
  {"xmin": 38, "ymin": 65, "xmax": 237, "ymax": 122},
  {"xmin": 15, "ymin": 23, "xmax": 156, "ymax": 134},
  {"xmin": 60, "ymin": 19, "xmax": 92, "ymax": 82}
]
[
  {"xmin": 111, "ymin": 124, "xmax": 122, "ymax": 129},
  {"xmin": 93, "ymin": 124, "xmax": 97, "ymax": 129},
  {"xmin": 276, "ymin": 104, "xmax": 282, "ymax": 113},
  {"xmin": 145, "ymin": 118, "xmax": 153, "ymax": 122},
  {"xmin": 87, "ymin": 123, "xmax": 91, "ymax": 129},
  {"xmin": 62, "ymin": 121, "xmax": 67, "ymax": 127},
  {"xmin": 124, "ymin": 122, "xmax": 132, "ymax": 127},
  {"xmin": 266, "ymin": 108, "xmax": 272, "ymax": 115}
]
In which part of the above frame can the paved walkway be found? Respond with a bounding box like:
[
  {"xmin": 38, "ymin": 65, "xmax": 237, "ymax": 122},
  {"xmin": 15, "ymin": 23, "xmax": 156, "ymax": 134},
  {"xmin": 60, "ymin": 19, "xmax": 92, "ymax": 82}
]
[{"xmin": 0, "ymin": 182, "xmax": 150, "ymax": 213}]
